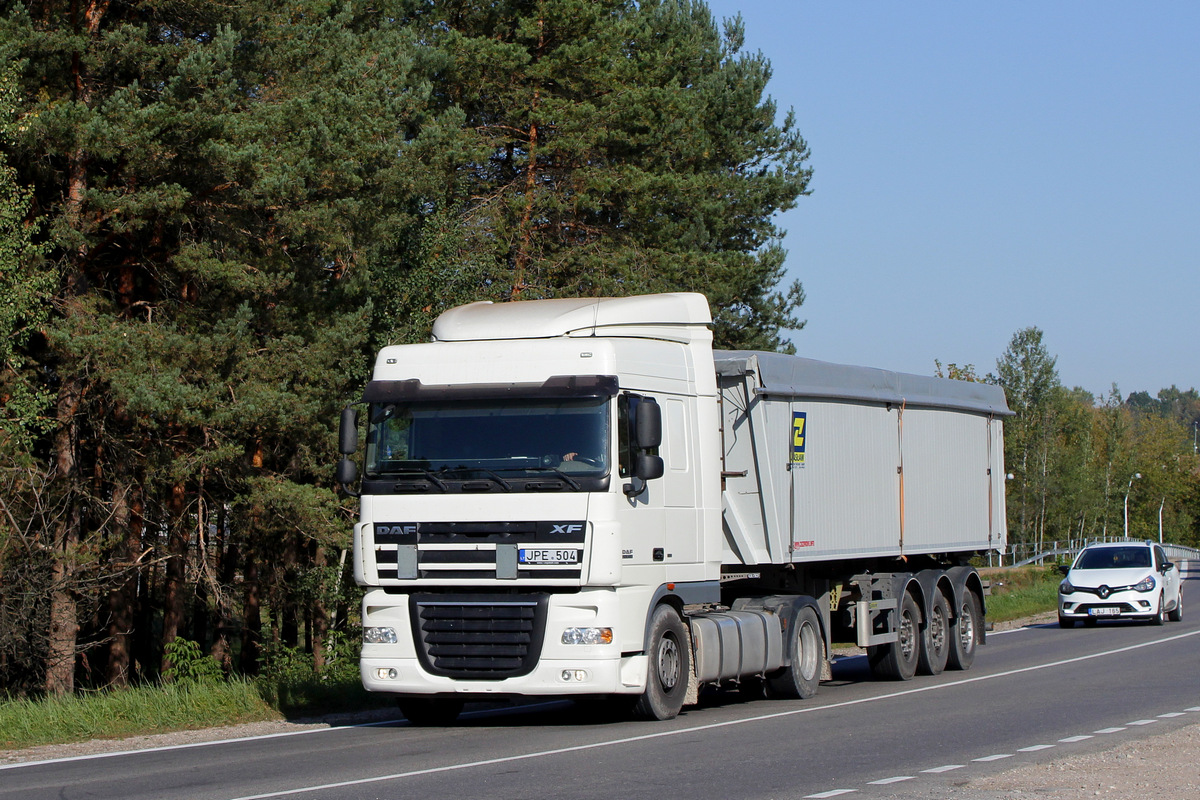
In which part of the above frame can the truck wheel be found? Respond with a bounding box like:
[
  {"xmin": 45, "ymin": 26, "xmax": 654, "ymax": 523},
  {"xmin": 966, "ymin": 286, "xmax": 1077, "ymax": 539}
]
[
  {"xmin": 398, "ymin": 697, "xmax": 464, "ymax": 726},
  {"xmin": 633, "ymin": 604, "xmax": 691, "ymax": 720},
  {"xmin": 767, "ymin": 605, "xmax": 823, "ymax": 699},
  {"xmin": 947, "ymin": 588, "xmax": 981, "ymax": 670},
  {"xmin": 917, "ymin": 590, "xmax": 950, "ymax": 676},
  {"xmin": 868, "ymin": 591, "xmax": 920, "ymax": 681}
]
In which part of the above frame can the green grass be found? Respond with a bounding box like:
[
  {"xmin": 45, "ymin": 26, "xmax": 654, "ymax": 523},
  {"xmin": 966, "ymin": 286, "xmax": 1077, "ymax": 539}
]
[
  {"xmin": 982, "ymin": 565, "xmax": 1062, "ymax": 622},
  {"xmin": 0, "ymin": 680, "xmax": 280, "ymax": 752},
  {"xmin": 0, "ymin": 674, "xmax": 397, "ymax": 753}
]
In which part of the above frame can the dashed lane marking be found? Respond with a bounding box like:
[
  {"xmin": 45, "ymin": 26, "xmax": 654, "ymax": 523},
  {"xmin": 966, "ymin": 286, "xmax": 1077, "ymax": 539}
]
[
  {"xmin": 921, "ymin": 765, "xmax": 965, "ymax": 774},
  {"xmin": 804, "ymin": 791, "xmax": 857, "ymax": 798},
  {"xmin": 1017, "ymin": 744, "xmax": 1056, "ymax": 752},
  {"xmin": 867, "ymin": 776, "xmax": 913, "ymax": 785},
  {"xmin": 973, "ymin": 754, "xmax": 1013, "ymax": 762},
  {"xmin": 1094, "ymin": 727, "xmax": 1127, "ymax": 734},
  {"xmin": 1126, "ymin": 719, "xmax": 1158, "ymax": 726}
]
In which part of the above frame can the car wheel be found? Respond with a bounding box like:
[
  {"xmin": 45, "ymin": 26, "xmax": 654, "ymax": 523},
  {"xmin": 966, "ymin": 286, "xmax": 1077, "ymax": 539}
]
[
  {"xmin": 1152, "ymin": 594, "xmax": 1167, "ymax": 626},
  {"xmin": 1168, "ymin": 591, "xmax": 1183, "ymax": 622},
  {"xmin": 1058, "ymin": 615, "xmax": 1075, "ymax": 629}
]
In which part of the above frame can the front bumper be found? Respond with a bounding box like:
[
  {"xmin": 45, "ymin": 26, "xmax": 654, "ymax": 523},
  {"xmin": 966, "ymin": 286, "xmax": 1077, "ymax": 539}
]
[
  {"xmin": 1058, "ymin": 590, "xmax": 1159, "ymax": 621},
  {"xmin": 360, "ymin": 587, "xmax": 648, "ymax": 697},
  {"xmin": 361, "ymin": 654, "xmax": 648, "ymax": 697}
]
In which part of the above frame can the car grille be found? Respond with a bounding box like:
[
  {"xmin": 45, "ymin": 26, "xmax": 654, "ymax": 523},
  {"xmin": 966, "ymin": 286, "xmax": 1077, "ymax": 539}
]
[{"xmin": 410, "ymin": 594, "xmax": 548, "ymax": 679}]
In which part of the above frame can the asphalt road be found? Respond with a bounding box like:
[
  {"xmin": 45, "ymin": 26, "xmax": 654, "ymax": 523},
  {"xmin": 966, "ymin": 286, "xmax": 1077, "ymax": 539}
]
[{"xmin": 5, "ymin": 575, "xmax": 1198, "ymax": 800}]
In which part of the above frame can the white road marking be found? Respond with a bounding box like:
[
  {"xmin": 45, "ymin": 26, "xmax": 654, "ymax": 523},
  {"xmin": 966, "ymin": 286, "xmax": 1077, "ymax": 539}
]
[
  {"xmin": 921, "ymin": 765, "xmax": 965, "ymax": 773},
  {"xmin": 973, "ymin": 754, "xmax": 1013, "ymax": 762},
  {"xmin": 1017, "ymin": 744, "xmax": 1056, "ymax": 752},
  {"xmin": 10, "ymin": 630, "xmax": 1198, "ymax": 800},
  {"xmin": 1126, "ymin": 719, "xmax": 1157, "ymax": 726},
  {"xmin": 867, "ymin": 776, "xmax": 913, "ymax": 785},
  {"xmin": 1159, "ymin": 712, "xmax": 1186, "ymax": 718},
  {"xmin": 804, "ymin": 791, "xmax": 857, "ymax": 798},
  {"xmin": 1060, "ymin": 735, "xmax": 1094, "ymax": 743},
  {"xmin": 1094, "ymin": 727, "xmax": 1127, "ymax": 734}
]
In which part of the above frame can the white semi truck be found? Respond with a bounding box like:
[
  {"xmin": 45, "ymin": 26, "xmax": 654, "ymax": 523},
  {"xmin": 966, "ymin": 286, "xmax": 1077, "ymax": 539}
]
[{"xmin": 336, "ymin": 293, "xmax": 1011, "ymax": 723}]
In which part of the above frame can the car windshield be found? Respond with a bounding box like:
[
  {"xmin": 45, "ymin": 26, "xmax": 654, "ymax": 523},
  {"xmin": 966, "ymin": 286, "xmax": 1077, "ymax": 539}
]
[
  {"xmin": 364, "ymin": 396, "xmax": 609, "ymax": 478},
  {"xmin": 1075, "ymin": 547, "xmax": 1151, "ymax": 570}
]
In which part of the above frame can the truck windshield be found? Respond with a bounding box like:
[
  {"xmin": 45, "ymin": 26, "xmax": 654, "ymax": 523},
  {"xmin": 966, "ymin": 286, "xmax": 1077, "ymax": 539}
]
[{"xmin": 365, "ymin": 397, "xmax": 610, "ymax": 482}]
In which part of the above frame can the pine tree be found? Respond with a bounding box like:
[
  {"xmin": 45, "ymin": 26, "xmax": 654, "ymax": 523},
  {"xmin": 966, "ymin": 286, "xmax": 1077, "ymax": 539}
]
[{"xmin": 398, "ymin": 0, "xmax": 812, "ymax": 350}]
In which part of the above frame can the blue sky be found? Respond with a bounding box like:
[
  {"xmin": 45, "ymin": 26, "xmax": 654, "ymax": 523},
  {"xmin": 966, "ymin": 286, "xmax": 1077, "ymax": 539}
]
[{"xmin": 702, "ymin": 1, "xmax": 1199, "ymax": 398}]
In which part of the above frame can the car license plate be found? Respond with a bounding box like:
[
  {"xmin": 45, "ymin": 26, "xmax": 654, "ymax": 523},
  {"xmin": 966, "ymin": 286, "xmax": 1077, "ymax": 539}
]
[
  {"xmin": 1088, "ymin": 607, "xmax": 1120, "ymax": 616},
  {"xmin": 519, "ymin": 548, "xmax": 579, "ymax": 565}
]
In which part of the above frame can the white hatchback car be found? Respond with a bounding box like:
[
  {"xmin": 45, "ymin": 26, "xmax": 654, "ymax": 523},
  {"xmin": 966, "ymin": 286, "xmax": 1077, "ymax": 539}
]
[{"xmin": 1058, "ymin": 541, "xmax": 1182, "ymax": 627}]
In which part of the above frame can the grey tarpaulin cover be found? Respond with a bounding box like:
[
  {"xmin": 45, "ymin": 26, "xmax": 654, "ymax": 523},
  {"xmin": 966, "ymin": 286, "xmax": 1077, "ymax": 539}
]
[{"xmin": 714, "ymin": 350, "xmax": 1012, "ymax": 416}]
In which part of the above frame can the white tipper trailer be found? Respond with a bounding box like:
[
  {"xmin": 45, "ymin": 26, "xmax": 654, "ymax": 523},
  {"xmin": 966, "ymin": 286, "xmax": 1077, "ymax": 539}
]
[{"xmin": 336, "ymin": 292, "xmax": 1011, "ymax": 723}]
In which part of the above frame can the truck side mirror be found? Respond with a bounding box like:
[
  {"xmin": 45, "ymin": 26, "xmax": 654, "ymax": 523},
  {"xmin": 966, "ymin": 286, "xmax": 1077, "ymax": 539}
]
[
  {"xmin": 336, "ymin": 457, "xmax": 358, "ymax": 487},
  {"xmin": 339, "ymin": 407, "xmax": 359, "ymax": 455},
  {"xmin": 635, "ymin": 453, "xmax": 664, "ymax": 481},
  {"xmin": 635, "ymin": 399, "xmax": 662, "ymax": 449}
]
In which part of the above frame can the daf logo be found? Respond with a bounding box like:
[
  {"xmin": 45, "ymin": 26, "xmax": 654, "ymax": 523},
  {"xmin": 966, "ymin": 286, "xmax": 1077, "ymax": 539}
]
[
  {"xmin": 377, "ymin": 524, "xmax": 418, "ymax": 536},
  {"xmin": 551, "ymin": 524, "xmax": 584, "ymax": 535}
]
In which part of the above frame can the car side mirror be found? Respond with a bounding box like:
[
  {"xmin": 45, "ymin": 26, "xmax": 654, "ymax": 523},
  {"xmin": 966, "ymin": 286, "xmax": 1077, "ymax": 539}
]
[
  {"xmin": 1057, "ymin": 564, "xmax": 1071, "ymax": 576},
  {"xmin": 1160, "ymin": 561, "xmax": 1174, "ymax": 574}
]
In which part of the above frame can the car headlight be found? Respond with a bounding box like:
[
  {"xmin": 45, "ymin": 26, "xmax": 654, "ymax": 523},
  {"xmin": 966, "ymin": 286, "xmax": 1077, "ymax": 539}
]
[
  {"xmin": 1059, "ymin": 579, "xmax": 1075, "ymax": 595},
  {"xmin": 1134, "ymin": 575, "xmax": 1157, "ymax": 593},
  {"xmin": 562, "ymin": 627, "xmax": 613, "ymax": 645},
  {"xmin": 363, "ymin": 626, "xmax": 398, "ymax": 644}
]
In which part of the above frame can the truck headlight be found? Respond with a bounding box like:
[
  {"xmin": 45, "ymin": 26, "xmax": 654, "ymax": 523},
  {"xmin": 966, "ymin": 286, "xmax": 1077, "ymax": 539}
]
[
  {"xmin": 1134, "ymin": 575, "xmax": 1157, "ymax": 593},
  {"xmin": 364, "ymin": 626, "xmax": 398, "ymax": 644},
  {"xmin": 562, "ymin": 627, "xmax": 613, "ymax": 645}
]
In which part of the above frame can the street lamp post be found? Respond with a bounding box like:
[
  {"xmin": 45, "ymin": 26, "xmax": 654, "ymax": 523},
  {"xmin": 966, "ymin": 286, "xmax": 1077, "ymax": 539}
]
[
  {"xmin": 1159, "ymin": 497, "xmax": 1165, "ymax": 544},
  {"xmin": 1124, "ymin": 472, "xmax": 1141, "ymax": 539}
]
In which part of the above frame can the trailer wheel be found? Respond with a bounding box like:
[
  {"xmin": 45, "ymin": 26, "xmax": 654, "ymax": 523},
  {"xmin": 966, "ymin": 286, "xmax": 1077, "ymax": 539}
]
[
  {"xmin": 917, "ymin": 589, "xmax": 950, "ymax": 676},
  {"xmin": 633, "ymin": 604, "xmax": 691, "ymax": 720},
  {"xmin": 868, "ymin": 591, "xmax": 920, "ymax": 681},
  {"xmin": 767, "ymin": 605, "xmax": 823, "ymax": 699},
  {"xmin": 398, "ymin": 697, "xmax": 464, "ymax": 726},
  {"xmin": 947, "ymin": 588, "xmax": 981, "ymax": 670}
]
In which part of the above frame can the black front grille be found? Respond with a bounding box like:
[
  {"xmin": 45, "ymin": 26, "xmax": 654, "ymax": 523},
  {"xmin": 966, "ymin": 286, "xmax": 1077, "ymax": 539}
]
[{"xmin": 410, "ymin": 594, "xmax": 548, "ymax": 679}]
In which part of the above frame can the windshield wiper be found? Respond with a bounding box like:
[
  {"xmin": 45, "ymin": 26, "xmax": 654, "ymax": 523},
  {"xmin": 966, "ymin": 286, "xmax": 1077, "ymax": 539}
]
[
  {"xmin": 527, "ymin": 467, "xmax": 581, "ymax": 490},
  {"xmin": 472, "ymin": 468, "xmax": 514, "ymax": 492}
]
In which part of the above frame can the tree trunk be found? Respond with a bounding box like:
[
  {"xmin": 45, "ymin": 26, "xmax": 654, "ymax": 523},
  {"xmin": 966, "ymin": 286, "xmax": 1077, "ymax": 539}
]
[
  {"xmin": 105, "ymin": 480, "xmax": 143, "ymax": 687},
  {"xmin": 240, "ymin": 554, "xmax": 262, "ymax": 675},
  {"xmin": 45, "ymin": 378, "xmax": 83, "ymax": 696},
  {"xmin": 311, "ymin": 545, "xmax": 329, "ymax": 672},
  {"xmin": 161, "ymin": 481, "xmax": 189, "ymax": 673}
]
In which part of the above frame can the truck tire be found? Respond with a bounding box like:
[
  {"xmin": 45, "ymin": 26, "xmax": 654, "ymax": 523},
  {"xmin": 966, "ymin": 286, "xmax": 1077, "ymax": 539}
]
[
  {"xmin": 766, "ymin": 605, "xmax": 823, "ymax": 699},
  {"xmin": 398, "ymin": 697, "xmax": 464, "ymax": 726},
  {"xmin": 633, "ymin": 604, "xmax": 691, "ymax": 720},
  {"xmin": 947, "ymin": 588, "xmax": 981, "ymax": 670},
  {"xmin": 917, "ymin": 589, "xmax": 950, "ymax": 676},
  {"xmin": 868, "ymin": 591, "xmax": 919, "ymax": 681}
]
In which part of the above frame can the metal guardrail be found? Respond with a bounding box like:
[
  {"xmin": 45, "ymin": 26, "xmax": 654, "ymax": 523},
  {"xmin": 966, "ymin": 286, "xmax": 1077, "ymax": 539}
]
[{"xmin": 1005, "ymin": 538, "xmax": 1200, "ymax": 568}]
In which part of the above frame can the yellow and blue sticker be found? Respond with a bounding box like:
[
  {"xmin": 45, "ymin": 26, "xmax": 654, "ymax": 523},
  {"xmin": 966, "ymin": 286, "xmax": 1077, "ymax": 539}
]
[{"xmin": 791, "ymin": 411, "xmax": 807, "ymax": 466}]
